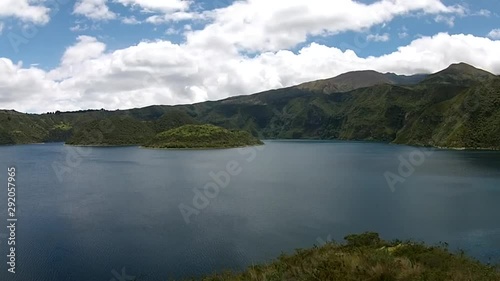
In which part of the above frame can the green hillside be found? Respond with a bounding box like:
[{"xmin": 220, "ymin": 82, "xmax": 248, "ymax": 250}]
[
  {"xmin": 394, "ymin": 79, "xmax": 500, "ymax": 149},
  {"xmin": 153, "ymin": 109, "xmax": 199, "ymax": 133},
  {"xmin": 66, "ymin": 116, "xmax": 155, "ymax": 146},
  {"xmin": 0, "ymin": 63, "xmax": 499, "ymax": 149},
  {"xmin": 145, "ymin": 124, "xmax": 263, "ymax": 149}
]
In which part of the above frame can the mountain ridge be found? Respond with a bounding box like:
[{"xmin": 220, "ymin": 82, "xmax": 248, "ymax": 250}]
[
  {"xmin": 296, "ymin": 69, "xmax": 428, "ymax": 94},
  {"xmin": 421, "ymin": 62, "xmax": 496, "ymax": 85}
]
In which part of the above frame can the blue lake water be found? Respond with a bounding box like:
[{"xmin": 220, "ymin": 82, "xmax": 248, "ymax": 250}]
[{"xmin": 0, "ymin": 141, "xmax": 499, "ymax": 281}]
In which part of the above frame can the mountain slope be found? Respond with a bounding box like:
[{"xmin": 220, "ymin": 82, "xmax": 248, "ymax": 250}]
[
  {"xmin": 153, "ymin": 109, "xmax": 199, "ymax": 133},
  {"xmin": 394, "ymin": 77, "xmax": 500, "ymax": 148},
  {"xmin": 66, "ymin": 116, "xmax": 155, "ymax": 146}
]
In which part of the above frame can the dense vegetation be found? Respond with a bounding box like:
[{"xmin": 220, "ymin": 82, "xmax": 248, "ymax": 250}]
[
  {"xmin": 0, "ymin": 63, "xmax": 499, "ymax": 149},
  {"xmin": 145, "ymin": 124, "xmax": 263, "ymax": 149},
  {"xmin": 153, "ymin": 109, "xmax": 199, "ymax": 133},
  {"xmin": 0, "ymin": 128, "xmax": 15, "ymax": 145},
  {"xmin": 196, "ymin": 232, "xmax": 500, "ymax": 281},
  {"xmin": 66, "ymin": 116, "xmax": 155, "ymax": 146}
]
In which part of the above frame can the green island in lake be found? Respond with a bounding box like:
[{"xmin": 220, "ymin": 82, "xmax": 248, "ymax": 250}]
[{"xmin": 145, "ymin": 124, "xmax": 264, "ymax": 149}]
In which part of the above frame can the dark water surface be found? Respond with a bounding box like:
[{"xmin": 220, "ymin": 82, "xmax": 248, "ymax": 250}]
[{"xmin": 0, "ymin": 141, "xmax": 499, "ymax": 280}]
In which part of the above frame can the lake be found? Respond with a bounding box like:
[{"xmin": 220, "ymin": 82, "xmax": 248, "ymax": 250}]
[{"xmin": 0, "ymin": 141, "xmax": 499, "ymax": 281}]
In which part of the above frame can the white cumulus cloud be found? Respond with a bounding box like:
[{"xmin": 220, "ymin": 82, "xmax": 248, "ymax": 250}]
[
  {"xmin": 60, "ymin": 36, "xmax": 107, "ymax": 66},
  {"xmin": 185, "ymin": 0, "xmax": 464, "ymax": 52},
  {"xmin": 487, "ymin": 29, "xmax": 500, "ymax": 40},
  {"xmin": 74, "ymin": 0, "xmax": 117, "ymax": 20},
  {"xmin": 0, "ymin": 0, "xmax": 50, "ymax": 24}
]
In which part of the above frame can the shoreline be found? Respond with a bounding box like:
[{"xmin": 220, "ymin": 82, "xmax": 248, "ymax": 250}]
[
  {"xmin": 1, "ymin": 139, "xmax": 499, "ymax": 151},
  {"xmin": 139, "ymin": 142, "xmax": 265, "ymax": 151}
]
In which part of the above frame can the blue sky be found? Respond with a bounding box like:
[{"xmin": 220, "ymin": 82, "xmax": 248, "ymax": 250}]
[
  {"xmin": 0, "ymin": 0, "xmax": 499, "ymax": 112},
  {"xmin": 1, "ymin": 0, "xmax": 236, "ymax": 69},
  {"xmin": 1, "ymin": 0, "xmax": 498, "ymax": 68}
]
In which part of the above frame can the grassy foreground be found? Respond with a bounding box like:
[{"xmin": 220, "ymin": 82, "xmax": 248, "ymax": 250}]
[{"xmin": 194, "ymin": 233, "xmax": 500, "ymax": 281}]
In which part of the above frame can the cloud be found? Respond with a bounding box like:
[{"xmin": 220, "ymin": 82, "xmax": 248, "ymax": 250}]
[
  {"xmin": 398, "ymin": 26, "xmax": 409, "ymax": 39},
  {"xmin": 74, "ymin": 0, "xmax": 117, "ymax": 20},
  {"xmin": 115, "ymin": 0, "xmax": 196, "ymax": 24},
  {"xmin": 185, "ymin": 0, "xmax": 464, "ymax": 52},
  {"xmin": 165, "ymin": 27, "xmax": 179, "ymax": 35},
  {"xmin": 363, "ymin": 33, "xmax": 500, "ymax": 74},
  {"xmin": 122, "ymin": 16, "xmax": 141, "ymax": 24},
  {"xmin": 487, "ymin": 29, "xmax": 500, "ymax": 40},
  {"xmin": 434, "ymin": 14, "xmax": 455, "ymax": 27},
  {"xmin": 475, "ymin": 9, "xmax": 491, "ymax": 17},
  {"xmin": 60, "ymin": 36, "xmax": 106, "ymax": 66},
  {"xmin": 74, "ymin": 0, "xmax": 191, "ymax": 22},
  {"xmin": 0, "ymin": 0, "xmax": 50, "ymax": 24},
  {"xmin": 114, "ymin": 0, "xmax": 190, "ymax": 13},
  {"xmin": 2, "ymin": 32, "xmax": 500, "ymax": 113},
  {"xmin": 70, "ymin": 24, "xmax": 89, "ymax": 32},
  {"xmin": 145, "ymin": 11, "xmax": 202, "ymax": 23},
  {"xmin": 367, "ymin": 33, "xmax": 390, "ymax": 42},
  {"xmin": 0, "ymin": 59, "xmax": 67, "ymax": 112}
]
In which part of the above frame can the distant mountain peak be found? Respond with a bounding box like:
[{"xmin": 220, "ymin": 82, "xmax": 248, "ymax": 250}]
[
  {"xmin": 446, "ymin": 62, "xmax": 486, "ymax": 72},
  {"xmin": 296, "ymin": 69, "xmax": 427, "ymax": 94},
  {"xmin": 422, "ymin": 62, "xmax": 495, "ymax": 85},
  {"xmin": 295, "ymin": 62, "xmax": 495, "ymax": 95},
  {"xmin": 450, "ymin": 62, "xmax": 472, "ymax": 67},
  {"xmin": 335, "ymin": 70, "xmax": 383, "ymax": 76}
]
